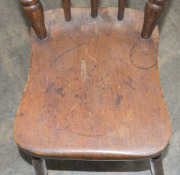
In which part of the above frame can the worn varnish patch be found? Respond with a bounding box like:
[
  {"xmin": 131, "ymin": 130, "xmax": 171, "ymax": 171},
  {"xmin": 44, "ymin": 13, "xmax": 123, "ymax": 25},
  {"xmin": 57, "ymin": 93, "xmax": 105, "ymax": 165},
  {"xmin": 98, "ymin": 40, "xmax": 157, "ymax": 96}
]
[{"xmin": 80, "ymin": 60, "xmax": 87, "ymax": 82}]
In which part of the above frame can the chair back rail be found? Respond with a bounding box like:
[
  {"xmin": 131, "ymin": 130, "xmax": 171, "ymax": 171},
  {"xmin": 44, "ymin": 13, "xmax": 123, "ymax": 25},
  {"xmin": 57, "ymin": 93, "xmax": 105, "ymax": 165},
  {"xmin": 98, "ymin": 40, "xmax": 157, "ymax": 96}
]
[{"xmin": 19, "ymin": 0, "xmax": 166, "ymax": 40}]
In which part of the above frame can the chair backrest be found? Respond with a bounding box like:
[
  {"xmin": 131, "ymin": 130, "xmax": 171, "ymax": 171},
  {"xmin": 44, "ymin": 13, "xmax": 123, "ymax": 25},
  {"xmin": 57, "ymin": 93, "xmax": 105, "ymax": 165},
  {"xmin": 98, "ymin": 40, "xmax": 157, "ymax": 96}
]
[{"xmin": 19, "ymin": 0, "xmax": 166, "ymax": 39}]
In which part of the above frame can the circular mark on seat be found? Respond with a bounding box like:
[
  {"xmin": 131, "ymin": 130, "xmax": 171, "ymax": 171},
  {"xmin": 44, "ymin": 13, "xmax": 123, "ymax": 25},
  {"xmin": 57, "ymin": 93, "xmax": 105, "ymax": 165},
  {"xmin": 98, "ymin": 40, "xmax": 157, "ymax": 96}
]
[{"xmin": 129, "ymin": 40, "xmax": 157, "ymax": 70}]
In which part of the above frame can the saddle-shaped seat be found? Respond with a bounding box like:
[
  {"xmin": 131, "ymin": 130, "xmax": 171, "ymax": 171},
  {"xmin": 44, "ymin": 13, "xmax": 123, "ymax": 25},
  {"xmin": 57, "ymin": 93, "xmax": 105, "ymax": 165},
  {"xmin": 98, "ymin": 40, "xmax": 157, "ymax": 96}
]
[{"xmin": 14, "ymin": 0, "xmax": 171, "ymax": 174}]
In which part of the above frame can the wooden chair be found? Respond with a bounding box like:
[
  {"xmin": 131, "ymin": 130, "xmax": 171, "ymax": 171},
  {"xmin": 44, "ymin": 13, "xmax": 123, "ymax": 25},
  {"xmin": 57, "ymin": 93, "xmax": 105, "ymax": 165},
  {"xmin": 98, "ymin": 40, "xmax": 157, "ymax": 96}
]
[{"xmin": 14, "ymin": 0, "xmax": 171, "ymax": 174}]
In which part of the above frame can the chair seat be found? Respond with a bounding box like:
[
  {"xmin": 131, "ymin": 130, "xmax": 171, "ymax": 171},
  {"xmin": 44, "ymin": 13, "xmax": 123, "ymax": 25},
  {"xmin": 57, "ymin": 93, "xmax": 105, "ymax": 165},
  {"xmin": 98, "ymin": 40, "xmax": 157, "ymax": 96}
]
[{"xmin": 14, "ymin": 7, "xmax": 171, "ymax": 160}]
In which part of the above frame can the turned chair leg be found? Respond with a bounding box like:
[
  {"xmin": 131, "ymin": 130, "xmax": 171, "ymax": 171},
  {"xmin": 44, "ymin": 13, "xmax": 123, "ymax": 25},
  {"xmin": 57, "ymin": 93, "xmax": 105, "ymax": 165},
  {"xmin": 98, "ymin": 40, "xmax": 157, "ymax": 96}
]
[
  {"xmin": 31, "ymin": 157, "xmax": 48, "ymax": 175},
  {"xmin": 150, "ymin": 154, "xmax": 164, "ymax": 175}
]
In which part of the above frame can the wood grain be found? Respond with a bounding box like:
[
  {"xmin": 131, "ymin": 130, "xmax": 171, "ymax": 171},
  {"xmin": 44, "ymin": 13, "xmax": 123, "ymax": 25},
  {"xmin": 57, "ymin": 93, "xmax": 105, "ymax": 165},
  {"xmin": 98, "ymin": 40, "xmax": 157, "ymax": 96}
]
[
  {"xmin": 141, "ymin": 0, "xmax": 166, "ymax": 39},
  {"xmin": 20, "ymin": 0, "xmax": 47, "ymax": 39},
  {"xmin": 14, "ymin": 7, "xmax": 171, "ymax": 160}
]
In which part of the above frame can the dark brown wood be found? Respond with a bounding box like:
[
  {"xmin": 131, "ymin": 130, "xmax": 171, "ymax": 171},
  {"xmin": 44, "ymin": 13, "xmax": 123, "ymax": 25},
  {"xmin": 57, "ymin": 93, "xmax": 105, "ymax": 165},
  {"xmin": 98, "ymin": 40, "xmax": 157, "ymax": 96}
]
[
  {"xmin": 118, "ymin": 0, "xmax": 126, "ymax": 20},
  {"xmin": 20, "ymin": 0, "xmax": 47, "ymax": 39},
  {"xmin": 141, "ymin": 0, "xmax": 166, "ymax": 39},
  {"xmin": 150, "ymin": 154, "xmax": 164, "ymax": 175},
  {"xmin": 62, "ymin": 0, "xmax": 71, "ymax": 22},
  {"xmin": 31, "ymin": 157, "xmax": 48, "ymax": 175},
  {"xmin": 14, "ymin": 8, "xmax": 171, "ymax": 160},
  {"xmin": 91, "ymin": 0, "xmax": 98, "ymax": 18}
]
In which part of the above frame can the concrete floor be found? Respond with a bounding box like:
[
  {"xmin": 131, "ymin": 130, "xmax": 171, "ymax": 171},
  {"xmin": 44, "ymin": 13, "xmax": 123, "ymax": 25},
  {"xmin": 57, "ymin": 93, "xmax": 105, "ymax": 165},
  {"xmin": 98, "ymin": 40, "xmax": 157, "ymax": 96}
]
[{"xmin": 0, "ymin": 0, "xmax": 180, "ymax": 174}]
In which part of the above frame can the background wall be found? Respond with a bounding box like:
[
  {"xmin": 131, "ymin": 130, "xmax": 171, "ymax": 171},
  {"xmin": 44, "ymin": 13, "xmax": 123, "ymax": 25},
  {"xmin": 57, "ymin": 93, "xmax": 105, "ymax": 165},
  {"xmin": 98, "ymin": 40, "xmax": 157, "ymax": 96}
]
[{"xmin": 0, "ymin": 0, "xmax": 179, "ymax": 174}]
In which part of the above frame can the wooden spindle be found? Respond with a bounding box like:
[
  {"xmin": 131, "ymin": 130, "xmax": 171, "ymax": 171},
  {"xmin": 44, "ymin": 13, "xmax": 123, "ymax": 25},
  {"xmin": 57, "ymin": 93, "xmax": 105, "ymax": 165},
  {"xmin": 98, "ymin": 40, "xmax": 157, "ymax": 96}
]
[
  {"xmin": 62, "ymin": 0, "xmax": 71, "ymax": 22},
  {"xmin": 20, "ymin": 0, "xmax": 47, "ymax": 39},
  {"xmin": 141, "ymin": 0, "xmax": 166, "ymax": 39},
  {"xmin": 91, "ymin": 0, "xmax": 98, "ymax": 18},
  {"xmin": 118, "ymin": 0, "xmax": 126, "ymax": 20}
]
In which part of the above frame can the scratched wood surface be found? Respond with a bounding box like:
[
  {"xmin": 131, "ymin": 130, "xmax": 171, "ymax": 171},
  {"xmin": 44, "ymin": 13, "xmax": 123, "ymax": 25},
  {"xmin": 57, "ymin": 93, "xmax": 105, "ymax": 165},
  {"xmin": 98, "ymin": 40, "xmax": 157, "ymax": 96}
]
[{"xmin": 14, "ymin": 7, "xmax": 171, "ymax": 160}]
